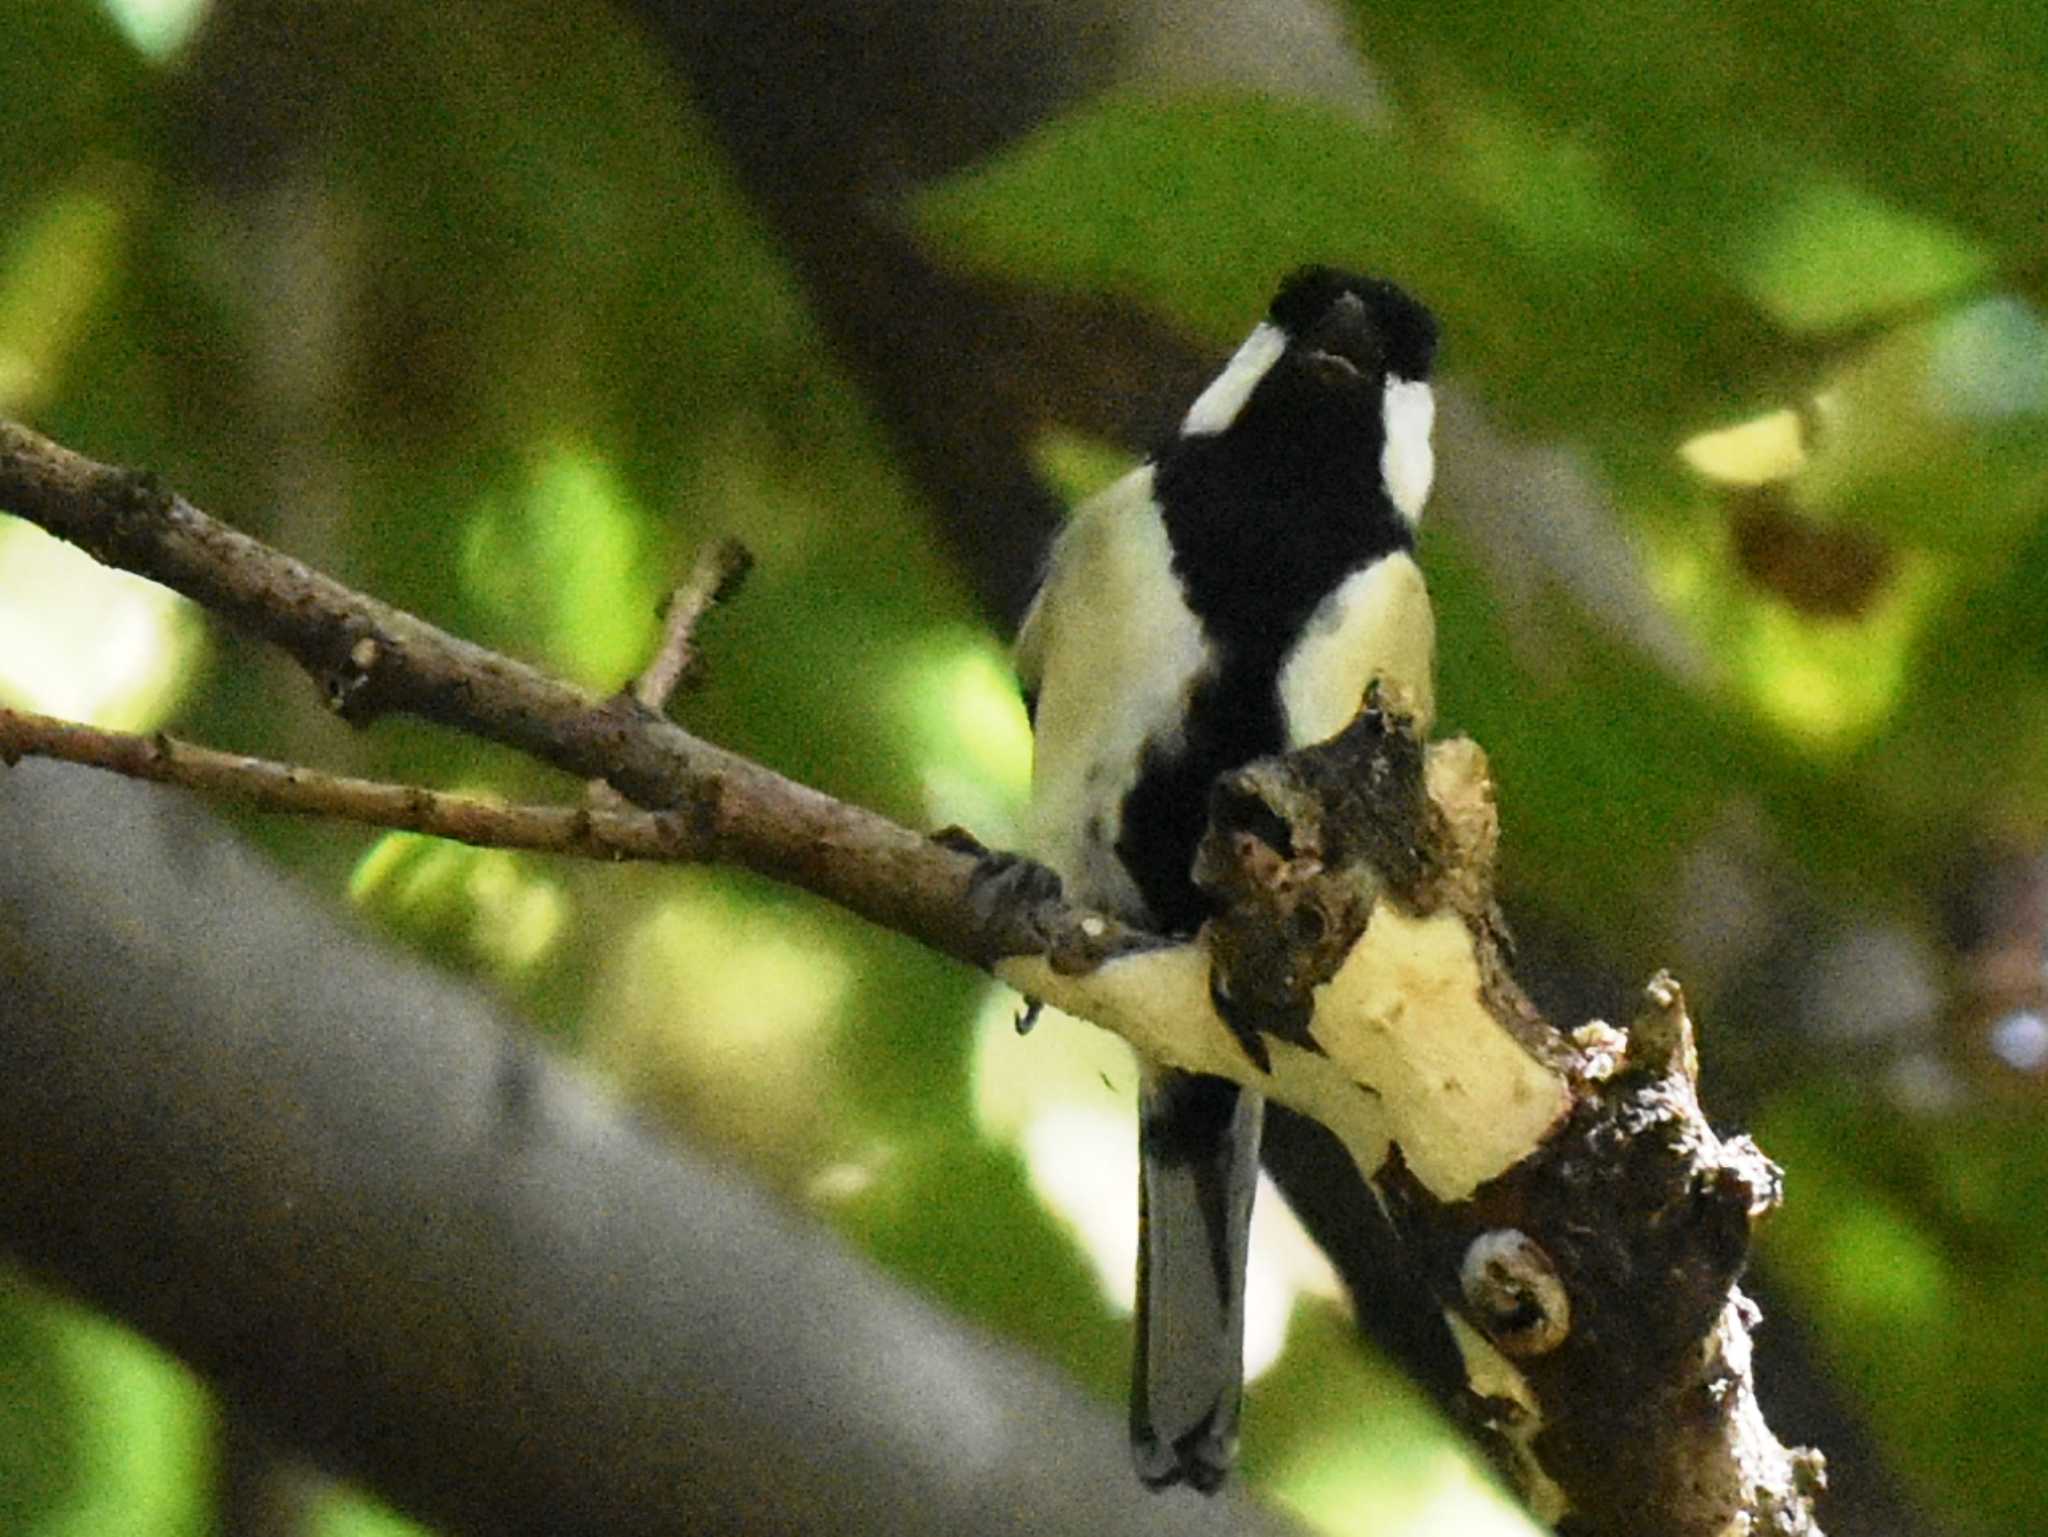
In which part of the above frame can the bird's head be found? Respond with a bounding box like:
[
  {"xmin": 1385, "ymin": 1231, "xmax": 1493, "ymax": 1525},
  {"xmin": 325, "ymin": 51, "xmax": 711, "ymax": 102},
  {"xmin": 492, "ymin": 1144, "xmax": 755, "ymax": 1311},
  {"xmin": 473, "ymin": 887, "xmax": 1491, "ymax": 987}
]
[{"xmin": 1179, "ymin": 267, "xmax": 1439, "ymax": 524}]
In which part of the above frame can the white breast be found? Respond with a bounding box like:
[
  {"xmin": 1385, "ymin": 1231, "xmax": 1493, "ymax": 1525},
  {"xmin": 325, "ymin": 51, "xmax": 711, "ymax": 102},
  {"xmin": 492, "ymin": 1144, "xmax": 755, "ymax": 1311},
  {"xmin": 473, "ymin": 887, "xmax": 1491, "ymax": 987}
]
[{"xmin": 1277, "ymin": 551, "xmax": 1437, "ymax": 747}]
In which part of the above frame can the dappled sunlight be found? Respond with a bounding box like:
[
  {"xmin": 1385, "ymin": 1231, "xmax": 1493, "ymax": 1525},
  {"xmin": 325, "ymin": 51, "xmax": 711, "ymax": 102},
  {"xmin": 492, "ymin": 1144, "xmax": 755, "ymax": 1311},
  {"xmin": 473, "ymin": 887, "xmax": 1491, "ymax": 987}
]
[
  {"xmin": 586, "ymin": 888, "xmax": 857, "ymax": 1159},
  {"xmin": 898, "ymin": 631, "xmax": 1032, "ymax": 840},
  {"xmin": 1273, "ymin": 1438, "xmax": 1537, "ymax": 1537},
  {"xmin": 0, "ymin": 180, "xmax": 128, "ymax": 416},
  {"xmin": 1799, "ymin": 301, "xmax": 2048, "ymax": 554},
  {"xmin": 97, "ymin": 0, "xmax": 209, "ymax": 60},
  {"xmin": 1644, "ymin": 505, "xmax": 1947, "ymax": 754},
  {"xmin": 973, "ymin": 983, "xmax": 1137, "ymax": 1143},
  {"xmin": 347, "ymin": 831, "xmax": 569, "ymax": 980},
  {"xmin": 460, "ymin": 848, "xmax": 570, "ymax": 976},
  {"xmin": 458, "ymin": 444, "xmax": 663, "ymax": 691},
  {"xmin": 1735, "ymin": 558, "xmax": 1945, "ymax": 751},
  {"xmin": 0, "ymin": 519, "xmax": 198, "ymax": 728},
  {"xmin": 1680, "ymin": 407, "xmax": 1811, "ymax": 486},
  {"xmin": 3, "ymin": 1284, "xmax": 211, "ymax": 1537},
  {"xmin": 1021, "ymin": 1102, "xmax": 1140, "ymax": 1309},
  {"xmin": 1655, "ymin": 291, "xmax": 2048, "ymax": 758}
]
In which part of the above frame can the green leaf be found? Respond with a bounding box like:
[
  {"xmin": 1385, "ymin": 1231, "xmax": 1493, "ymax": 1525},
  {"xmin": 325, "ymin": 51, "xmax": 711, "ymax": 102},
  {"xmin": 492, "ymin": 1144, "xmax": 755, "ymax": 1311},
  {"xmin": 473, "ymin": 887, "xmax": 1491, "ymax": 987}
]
[
  {"xmin": 1356, "ymin": 0, "xmax": 2048, "ymax": 253},
  {"xmin": 1732, "ymin": 176, "xmax": 1992, "ymax": 332},
  {"xmin": 916, "ymin": 92, "xmax": 1788, "ymax": 441},
  {"xmin": 915, "ymin": 92, "xmax": 1424, "ymax": 338}
]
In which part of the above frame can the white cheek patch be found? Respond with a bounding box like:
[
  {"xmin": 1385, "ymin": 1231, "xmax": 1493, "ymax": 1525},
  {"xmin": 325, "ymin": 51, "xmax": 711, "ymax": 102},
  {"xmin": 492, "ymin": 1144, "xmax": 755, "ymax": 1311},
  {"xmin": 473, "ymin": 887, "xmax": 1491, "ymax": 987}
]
[
  {"xmin": 1180, "ymin": 322, "xmax": 1287, "ymax": 438},
  {"xmin": 1381, "ymin": 377, "xmax": 1436, "ymax": 523}
]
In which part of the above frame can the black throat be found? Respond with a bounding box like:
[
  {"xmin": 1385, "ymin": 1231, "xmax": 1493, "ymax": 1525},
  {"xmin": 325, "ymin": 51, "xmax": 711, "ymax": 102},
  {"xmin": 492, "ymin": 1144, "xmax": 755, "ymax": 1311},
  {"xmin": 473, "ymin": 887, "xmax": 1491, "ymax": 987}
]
[{"xmin": 1114, "ymin": 390, "xmax": 1413, "ymax": 934}]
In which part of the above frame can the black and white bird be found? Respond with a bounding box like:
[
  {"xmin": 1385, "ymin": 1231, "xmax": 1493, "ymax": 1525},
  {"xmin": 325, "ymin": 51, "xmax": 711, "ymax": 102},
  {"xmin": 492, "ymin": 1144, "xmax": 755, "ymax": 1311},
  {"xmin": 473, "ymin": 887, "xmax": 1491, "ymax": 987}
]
[{"xmin": 1015, "ymin": 267, "xmax": 1439, "ymax": 1492}]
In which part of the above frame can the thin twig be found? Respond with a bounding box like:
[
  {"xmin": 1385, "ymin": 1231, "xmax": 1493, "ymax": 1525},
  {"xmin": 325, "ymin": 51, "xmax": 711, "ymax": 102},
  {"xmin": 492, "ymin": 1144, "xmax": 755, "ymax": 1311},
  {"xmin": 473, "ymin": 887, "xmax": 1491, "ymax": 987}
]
[
  {"xmin": 632, "ymin": 538, "xmax": 753, "ymax": 712},
  {"xmin": 590, "ymin": 537, "xmax": 754, "ymax": 813},
  {"xmin": 0, "ymin": 706, "xmax": 711, "ymax": 861}
]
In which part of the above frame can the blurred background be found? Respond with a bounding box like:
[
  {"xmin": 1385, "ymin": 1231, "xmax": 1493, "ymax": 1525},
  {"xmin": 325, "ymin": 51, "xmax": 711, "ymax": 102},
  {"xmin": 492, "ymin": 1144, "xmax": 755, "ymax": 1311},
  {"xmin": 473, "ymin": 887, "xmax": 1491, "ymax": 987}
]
[{"xmin": 3, "ymin": 0, "xmax": 2047, "ymax": 1532}]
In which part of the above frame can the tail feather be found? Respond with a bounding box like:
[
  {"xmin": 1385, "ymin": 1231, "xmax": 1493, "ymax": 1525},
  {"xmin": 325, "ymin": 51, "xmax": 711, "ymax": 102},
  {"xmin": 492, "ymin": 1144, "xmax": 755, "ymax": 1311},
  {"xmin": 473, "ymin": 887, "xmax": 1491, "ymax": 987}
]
[{"xmin": 1131, "ymin": 1067, "xmax": 1263, "ymax": 1492}]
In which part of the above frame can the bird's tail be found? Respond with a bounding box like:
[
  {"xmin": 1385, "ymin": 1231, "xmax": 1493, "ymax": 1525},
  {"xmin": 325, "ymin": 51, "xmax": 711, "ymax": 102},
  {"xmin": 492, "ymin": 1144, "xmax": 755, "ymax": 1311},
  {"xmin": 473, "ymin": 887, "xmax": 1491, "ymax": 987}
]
[{"xmin": 1131, "ymin": 1066, "xmax": 1264, "ymax": 1493}]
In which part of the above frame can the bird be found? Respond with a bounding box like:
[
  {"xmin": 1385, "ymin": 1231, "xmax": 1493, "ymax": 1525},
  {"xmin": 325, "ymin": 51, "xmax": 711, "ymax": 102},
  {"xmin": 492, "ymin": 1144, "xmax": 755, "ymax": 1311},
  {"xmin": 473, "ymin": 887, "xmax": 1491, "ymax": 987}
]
[{"xmin": 1015, "ymin": 266, "xmax": 1439, "ymax": 1492}]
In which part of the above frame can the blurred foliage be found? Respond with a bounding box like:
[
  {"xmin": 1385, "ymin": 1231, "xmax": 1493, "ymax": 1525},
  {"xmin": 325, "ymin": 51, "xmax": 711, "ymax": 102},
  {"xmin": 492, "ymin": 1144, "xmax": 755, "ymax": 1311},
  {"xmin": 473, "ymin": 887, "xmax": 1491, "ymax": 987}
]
[
  {"xmin": 3, "ymin": 0, "xmax": 2048, "ymax": 1533},
  {"xmin": 0, "ymin": 1277, "xmax": 210, "ymax": 1537}
]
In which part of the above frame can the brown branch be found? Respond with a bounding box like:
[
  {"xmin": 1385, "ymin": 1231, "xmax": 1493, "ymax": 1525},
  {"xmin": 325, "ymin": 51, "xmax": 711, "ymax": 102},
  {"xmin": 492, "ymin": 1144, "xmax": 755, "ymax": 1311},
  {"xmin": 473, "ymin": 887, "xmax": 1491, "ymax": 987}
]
[
  {"xmin": 0, "ymin": 418, "xmax": 1126, "ymax": 972},
  {"xmin": 0, "ymin": 706, "xmax": 715, "ymax": 861}
]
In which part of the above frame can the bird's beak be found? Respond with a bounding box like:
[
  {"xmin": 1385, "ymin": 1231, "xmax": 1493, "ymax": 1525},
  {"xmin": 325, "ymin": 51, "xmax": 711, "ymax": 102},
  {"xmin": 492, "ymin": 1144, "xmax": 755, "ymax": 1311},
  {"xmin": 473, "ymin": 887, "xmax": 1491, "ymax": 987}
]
[{"xmin": 1300, "ymin": 291, "xmax": 1379, "ymax": 383}]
